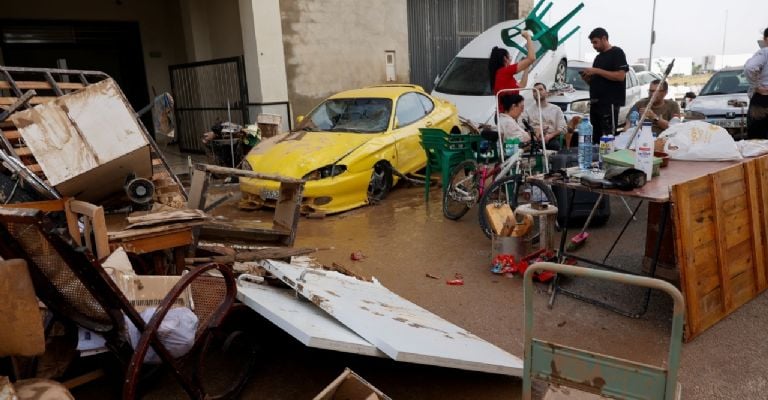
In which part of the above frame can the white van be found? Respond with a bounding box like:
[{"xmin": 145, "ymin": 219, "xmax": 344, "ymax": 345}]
[{"xmin": 430, "ymin": 20, "xmax": 568, "ymax": 126}]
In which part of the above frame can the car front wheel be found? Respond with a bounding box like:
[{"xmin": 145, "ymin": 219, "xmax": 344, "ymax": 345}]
[
  {"xmin": 367, "ymin": 162, "xmax": 393, "ymax": 202},
  {"xmin": 555, "ymin": 59, "xmax": 567, "ymax": 84}
]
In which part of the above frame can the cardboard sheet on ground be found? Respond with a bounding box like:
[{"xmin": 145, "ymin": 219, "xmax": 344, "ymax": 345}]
[
  {"xmin": 236, "ymin": 275, "xmax": 385, "ymax": 358},
  {"xmin": 260, "ymin": 260, "xmax": 524, "ymax": 376}
]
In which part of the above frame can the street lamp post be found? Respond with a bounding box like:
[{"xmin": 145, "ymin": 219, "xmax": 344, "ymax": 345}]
[{"xmin": 648, "ymin": 0, "xmax": 657, "ymax": 71}]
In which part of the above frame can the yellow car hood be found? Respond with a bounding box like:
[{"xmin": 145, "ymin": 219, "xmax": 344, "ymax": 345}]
[{"xmin": 245, "ymin": 131, "xmax": 375, "ymax": 178}]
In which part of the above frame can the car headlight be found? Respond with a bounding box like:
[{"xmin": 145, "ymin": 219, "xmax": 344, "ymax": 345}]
[
  {"xmin": 241, "ymin": 159, "xmax": 253, "ymax": 171},
  {"xmin": 570, "ymin": 100, "xmax": 591, "ymax": 114},
  {"xmin": 303, "ymin": 165, "xmax": 347, "ymax": 180}
]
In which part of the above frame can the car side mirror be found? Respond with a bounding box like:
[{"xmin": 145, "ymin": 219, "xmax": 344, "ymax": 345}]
[{"xmin": 296, "ymin": 115, "xmax": 305, "ymax": 124}]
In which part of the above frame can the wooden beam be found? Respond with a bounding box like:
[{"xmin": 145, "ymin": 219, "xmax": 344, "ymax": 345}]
[
  {"xmin": 196, "ymin": 163, "xmax": 305, "ymax": 184},
  {"xmin": 0, "ymin": 81, "xmax": 85, "ymax": 91}
]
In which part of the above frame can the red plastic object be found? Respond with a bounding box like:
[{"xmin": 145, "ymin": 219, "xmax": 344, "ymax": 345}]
[
  {"xmin": 446, "ymin": 273, "xmax": 465, "ymax": 286},
  {"xmin": 350, "ymin": 251, "xmax": 365, "ymax": 261}
]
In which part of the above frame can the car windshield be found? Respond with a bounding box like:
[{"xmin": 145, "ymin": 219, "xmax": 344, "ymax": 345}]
[
  {"xmin": 297, "ymin": 98, "xmax": 392, "ymax": 133},
  {"xmin": 434, "ymin": 57, "xmax": 491, "ymax": 96},
  {"xmin": 699, "ymin": 69, "xmax": 749, "ymax": 96},
  {"xmin": 565, "ymin": 66, "xmax": 589, "ymax": 91}
]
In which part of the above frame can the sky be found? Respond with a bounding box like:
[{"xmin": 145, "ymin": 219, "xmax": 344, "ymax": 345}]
[{"xmin": 540, "ymin": 0, "xmax": 766, "ymax": 63}]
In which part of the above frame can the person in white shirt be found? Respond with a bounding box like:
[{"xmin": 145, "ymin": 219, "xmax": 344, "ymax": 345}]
[
  {"xmin": 745, "ymin": 27, "xmax": 768, "ymax": 139},
  {"xmin": 498, "ymin": 94, "xmax": 531, "ymax": 144},
  {"xmin": 522, "ymin": 82, "xmax": 567, "ymax": 150}
]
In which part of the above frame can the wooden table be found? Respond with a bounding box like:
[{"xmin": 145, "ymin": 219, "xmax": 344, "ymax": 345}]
[
  {"xmin": 106, "ymin": 214, "xmax": 202, "ymax": 274},
  {"xmin": 533, "ymin": 156, "xmax": 768, "ymax": 340}
]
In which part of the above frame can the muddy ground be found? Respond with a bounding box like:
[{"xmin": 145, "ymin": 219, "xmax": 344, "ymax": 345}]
[{"xmin": 75, "ymin": 184, "xmax": 768, "ymax": 399}]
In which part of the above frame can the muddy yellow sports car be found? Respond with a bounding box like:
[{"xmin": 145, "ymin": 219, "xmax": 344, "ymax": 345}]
[{"xmin": 240, "ymin": 85, "xmax": 460, "ymax": 214}]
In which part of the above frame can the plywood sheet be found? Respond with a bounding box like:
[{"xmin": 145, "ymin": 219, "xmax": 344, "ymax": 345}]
[
  {"xmin": 261, "ymin": 260, "xmax": 524, "ymax": 376},
  {"xmin": 236, "ymin": 278, "xmax": 385, "ymax": 358},
  {"xmin": 9, "ymin": 78, "xmax": 151, "ymax": 200}
]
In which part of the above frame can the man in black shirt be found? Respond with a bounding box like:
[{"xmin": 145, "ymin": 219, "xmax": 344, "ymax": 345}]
[{"xmin": 580, "ymin": 27, "xmax": 629, "ymax": 143}]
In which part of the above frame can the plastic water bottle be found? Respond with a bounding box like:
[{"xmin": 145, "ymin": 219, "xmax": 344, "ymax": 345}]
[
  {"xmin": 634, "ymin": 120, "xmax": 654, "ymax": 180},
  {"xmin": 504, "ymin": 137, "xmax": 520, "ymax": 158},
  {"xmin": 629, "ymin": 109, "xmax": 640, "ymax": 128},
  {"xmin": 578, "ymin": 117, "xmax": 593, "ymax": 171}
]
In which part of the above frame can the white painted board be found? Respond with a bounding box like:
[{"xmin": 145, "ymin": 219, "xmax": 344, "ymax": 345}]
[
  {"xmin": 236, "ymin": 277, "xmax": 385, "ymax": 358},
  {"xmin": 261, "ymin": 260, "xmax": 524, "ymax": 376},
  {"xmin": 10, "ymin": 78, "xmax": 152, "ymax": 201}
]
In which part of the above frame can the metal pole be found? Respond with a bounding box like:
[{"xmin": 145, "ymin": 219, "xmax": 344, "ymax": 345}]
[
  {"xmin": 647, "ymin": 0, "xmax": 657, "ymax": 70},
  {"xmin": 227, "ymin": 100, "xmax": 235, "ymax": 168},
  {"xmin": 720, "ymin": 10, "xmax": 728, "ymax": 68}
]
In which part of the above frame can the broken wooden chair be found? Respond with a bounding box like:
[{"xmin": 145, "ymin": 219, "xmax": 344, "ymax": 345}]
[
  {"xmin": 0, "ymin": 207, "xmax": 256, "ymax": 399},
  {"xmin": 0, "ymin": 258, "xmax": 75, "ymax": 399}
]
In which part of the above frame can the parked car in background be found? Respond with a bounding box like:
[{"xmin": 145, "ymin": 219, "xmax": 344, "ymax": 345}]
[
  {"xmin": 547, "ymin": 60, "xmax": 643, "ymax": 127},
  {"xmin": 239, "ymin": 85, "xmax": 460, "ymax": 214},
  {"xmin": 430, "ymin": 19, "xmax": 568, "ymax": 126},
  {"xmin": 630, "ymin": 63, "xmax": 648, "ymax": 73},
  {"xmin": 685, "ymin": 67, "xmax": 750, "ymax": 137}
]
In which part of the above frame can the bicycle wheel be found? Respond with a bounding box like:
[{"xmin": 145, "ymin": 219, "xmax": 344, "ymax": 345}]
[
  {"xmin": 443, "ymin": 159, "xmax": 480, "ymax": 220},
  {"xmin": 478, "ymin": 175, "xmax": 557, "ymax": 239}
]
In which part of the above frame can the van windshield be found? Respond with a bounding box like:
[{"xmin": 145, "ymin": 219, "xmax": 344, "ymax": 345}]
[{"xmin": 434, "ymin": 58, "xmax": 492, "ymax": 96}]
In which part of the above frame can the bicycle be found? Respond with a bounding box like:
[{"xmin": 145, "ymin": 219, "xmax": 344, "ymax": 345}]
[{"xmin": 442, "ymin": 128, "xmax": 557, "ymax": 239}]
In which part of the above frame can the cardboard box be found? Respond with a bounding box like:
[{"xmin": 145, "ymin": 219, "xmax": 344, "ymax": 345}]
[
  {"xmin": 111, "ymin": 271, "xmax": 192, "ymax": 312},
  {"xmin": 313, "ymin": 369, "xmax": 390, "ymax": 400}
]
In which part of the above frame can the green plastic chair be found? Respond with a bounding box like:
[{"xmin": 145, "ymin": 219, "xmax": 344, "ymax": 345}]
[
  {"xmin": 418, "ymin": 128, "xmax": 479, "ymax": 201},
  {"xmin": 501, "ymin": 0, "xmax": 584, "ymax": 58},
  {"xmin": 523, "ymin": 262, "xmax": 683, "ymax": 400}
]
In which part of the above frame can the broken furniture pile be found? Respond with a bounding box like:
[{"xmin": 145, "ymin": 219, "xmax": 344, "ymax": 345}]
[{"xmin": 0, "ymin": 66, "xmax": 305, "ymax": 397}]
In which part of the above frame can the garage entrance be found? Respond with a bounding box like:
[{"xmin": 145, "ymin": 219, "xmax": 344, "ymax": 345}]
[
  {"xmin": 406, "ymin": 0, "xmax": 515, "ymax": 91},
  {"xmin": 0, "ymin": 20, "xmax": 150, "ymax": 124}
]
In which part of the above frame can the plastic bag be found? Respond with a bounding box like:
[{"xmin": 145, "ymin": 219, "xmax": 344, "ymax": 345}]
[
  {"xmin": 657, "ymin": 121, "xmax": 742, "ymax": 161},
  {"xmin": 737, "ymin": 140, "xmax": 768, "ymax": 158},
  {"xmin": 126, "ymin": 306, "xmax": 198, "ymax": 364}
]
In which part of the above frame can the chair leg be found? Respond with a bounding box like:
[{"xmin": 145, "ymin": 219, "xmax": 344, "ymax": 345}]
[{"xmin": 424, "ymin": 165, "xmax": 431, "ymax": 201}]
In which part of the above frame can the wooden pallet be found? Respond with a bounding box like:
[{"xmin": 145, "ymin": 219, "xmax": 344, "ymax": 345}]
[
  {"xmin": 0, "ymin": 66, "xmax": 186, "ymax": 206},
  {"xmin": 672, "ymin": 155, "xmax": 768, "ymax": 341}
]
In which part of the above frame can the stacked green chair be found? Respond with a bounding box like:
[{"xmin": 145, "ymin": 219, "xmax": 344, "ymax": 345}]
[{"xmin": 419, "ymin": 128, "xmax": 480, "ymax": 201}]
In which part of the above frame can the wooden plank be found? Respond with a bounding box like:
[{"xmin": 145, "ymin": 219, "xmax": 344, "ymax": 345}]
[
  {"xmin": 196, "ymin": 163, "xmax": 305, "ymax": 184},
  {"xmin": 693, "ymin": 245, "xmax": 719, "ymax": 295},
  {"xmin": 726, "ymin": 240, "xmax": 753, "ymax": 278},
  {"xmin": 2, "ymin": 130, "xmax": 20, "ymax": 141},
  {"xmin": 0, "ymin": 96, "xmax": 57, "ymax": 105},
  {"xmin": 236, "ymin": 278, "xmax": 386, "ymax": 358},
  {"xmin": 262, "ymin": 260, "xmax": 524, "ymax": 376},
  {"xmin": 724, "ymin": 211, "xmax": 751, "ymax": 250},
  {"xmin": 0, "ymin": 81, "xmax": 84, "ymax": 91},
  {"xmin": 710, "ymin": 172, "xmax": 733, "ymax": 311},
  {"xmin": 108, "ymin": 221, "xmax": 201, "ymax": 241},
  {"xmin": 187, "ymin": 169, "xmax": 208, "ymax": 210},
  {"xmin": 672, "ymin": 180, "xmax": 702, "ymax": 337},
  {"xmin": 13, "ymin": 147, "xmax": 32, "ymax": 157},
  {"xmin": 759, "ymin": 158, "xmax": 768, "ymax": 291},
  {"xmin": 731, "ymin": 270, "xmax": 756, "ymax": 309},
  {"xmin": 745, "ymin": 161, "xmax": 766, "ymax": 291},
  {"xmin": 110, "ymin": 229, "xmax": 194, "ymax": 255}
]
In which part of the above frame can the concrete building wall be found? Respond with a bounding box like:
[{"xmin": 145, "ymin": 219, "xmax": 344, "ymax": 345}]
[
  {"xmin": 280, "ymin": 0, "xmax": 409, "ymax": 117},
  {"xmin": 180, "ymin": 0, "xmax": 244, "ymax": 61},
  {"xmin": 2, "ymin": 0, "xmax": 187, "ymax": 96}
]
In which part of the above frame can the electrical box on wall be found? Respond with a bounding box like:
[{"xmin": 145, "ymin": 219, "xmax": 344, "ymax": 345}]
[{"xmin": 385, "ymin": 51, "xmax": 396, "ymax": 82}]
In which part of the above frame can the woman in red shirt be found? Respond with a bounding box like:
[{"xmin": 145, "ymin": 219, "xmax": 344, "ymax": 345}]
[{"xmin": 488, "ymin": 30, "xmax": 537, "ymax": 110}]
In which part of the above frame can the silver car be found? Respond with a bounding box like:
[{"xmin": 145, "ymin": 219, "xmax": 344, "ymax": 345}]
[{"xmin": 686, "ymin": 67, "xmax": 750, "ymax": 138}]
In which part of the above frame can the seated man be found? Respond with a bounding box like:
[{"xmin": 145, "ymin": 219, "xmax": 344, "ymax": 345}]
[
  {"xmin": 499, "ymin": 94, "xmax": 531, "ymax": 144},
  {"xmin": 624, "ymin": 79, "xmax": 680, "ymax": 135},
  {"xmin": 521, "ymin": 82, "xmax": 567, "ymax": 150}
]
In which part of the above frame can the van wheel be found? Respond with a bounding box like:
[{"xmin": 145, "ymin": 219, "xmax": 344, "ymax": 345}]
[{"xmin": 555, "ymin": 59, "xmax": 567, "ymax": 84}]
